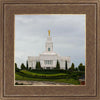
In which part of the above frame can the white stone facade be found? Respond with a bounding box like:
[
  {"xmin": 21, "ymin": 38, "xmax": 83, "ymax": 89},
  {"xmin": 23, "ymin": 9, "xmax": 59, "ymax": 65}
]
[{"xmin": 28, "ymin": 31, "xmax": 71, "ymax": 70}]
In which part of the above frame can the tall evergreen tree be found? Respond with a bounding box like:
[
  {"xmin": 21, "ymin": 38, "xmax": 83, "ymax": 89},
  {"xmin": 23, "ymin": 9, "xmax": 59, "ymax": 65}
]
[
  {"xmin": 15, "ymin": 63, "xmax": 17, "ymax": 69},
  {"xmin": 69, "ymin": 63, "xmax": 75, "ymax": 71},
  {"xmin": 26, "ymin": 60, "xmax": 28, "ymax": 70},
  {"xmin": 15, "ymin": 63, "xmax": 20, "ymax": 72},
  {"xmin": 56, "ymin": 60, "xmax": 60, "ymax": 70},
  {"xmin": 36, "ymin": 61, "xmax": 41, "ymax": 70},
  {"xmin": 65, "ymin": 60, "xmax": 67, "ymax": 70},
  {"xmin": 21, "ymin": 63, "xmax": 26, "ymax": 70},
  {"xmin": 71, "ymin": 63, "xmax": 75, "ymax": 71}
]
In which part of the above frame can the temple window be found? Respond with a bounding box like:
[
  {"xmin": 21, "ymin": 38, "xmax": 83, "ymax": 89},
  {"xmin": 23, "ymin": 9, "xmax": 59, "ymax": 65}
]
[
  {"xmin": 48, "ymin": 48, "xmax": 50, "ymax": 51},
  {"xmin": 44, "ymin": 60, "xmax": 53, "ymax": 65}
]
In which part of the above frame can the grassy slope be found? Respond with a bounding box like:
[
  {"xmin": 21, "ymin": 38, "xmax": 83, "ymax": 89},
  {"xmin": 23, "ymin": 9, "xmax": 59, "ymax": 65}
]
[{"xmin": 15, "ymin": 70, "xmax": 81, "ymax": 85}]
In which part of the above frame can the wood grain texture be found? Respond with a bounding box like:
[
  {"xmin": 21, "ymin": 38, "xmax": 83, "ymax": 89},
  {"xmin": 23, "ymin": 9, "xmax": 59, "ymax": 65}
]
[
  {"xmin": 3, "ymin": 3, "xmax": 96, "ymax": 96},
  {"xmin": 0, "ymin": 97, "xmax": 99, "ymax": 100},
  {"xmin": 1, "ymin": 0, "xmax": 99, "ymax": 4},
  {"xmin": 0, "ymin": 0, "xmax": 3, "ymax": 99},
  {"xmin": 97, "ymin": 1, "xmax": 100, "ymax": 100},
  {"xmin": 0, "ymin": 0, "xmax": 99, "ymax": 100}
]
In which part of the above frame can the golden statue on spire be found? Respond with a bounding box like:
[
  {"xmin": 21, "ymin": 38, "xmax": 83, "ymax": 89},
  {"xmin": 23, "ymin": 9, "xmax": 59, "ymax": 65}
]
[{"xmin": 48, "ymin": 30, "xmax": 50, "ymax": 36}]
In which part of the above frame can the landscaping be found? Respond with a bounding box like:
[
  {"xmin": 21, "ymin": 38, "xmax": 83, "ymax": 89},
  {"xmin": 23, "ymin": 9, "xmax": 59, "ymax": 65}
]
[
  {"xmin": 15, "ymin": 70, "xmax": 85, "ymax": 85},
  {"xmin": 15, "ymin": 62, "xmax": 85, "ymax": 85}
]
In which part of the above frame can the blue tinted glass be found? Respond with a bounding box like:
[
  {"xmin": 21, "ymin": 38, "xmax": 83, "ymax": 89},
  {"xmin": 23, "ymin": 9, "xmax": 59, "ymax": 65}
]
[{"xmin": 48, "ymin": 48, "xmax": 50, "ymax": 51}]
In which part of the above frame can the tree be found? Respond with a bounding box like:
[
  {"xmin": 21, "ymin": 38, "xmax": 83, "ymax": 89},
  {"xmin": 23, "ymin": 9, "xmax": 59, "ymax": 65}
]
[
  {"xmin": 26, "ymin": 60, "xmax": 28, "ymax": 70},
  {"xmin": 75, "ymin": 67, "xmax": 78, "ymax": 71},
  {"xmin": 78, "ymin": 63, "xmax": 85, "ymax": 71},
  {"xmin": 21, "ymin": 63, "xmax": 26, "ymax": 70},
  {"xmin": 28, "ymin": 67, "xmax": 32, "ymax": 71},
  {"xmin": 36, "ymin": 61, "xmax": 41, "ymax": 70},
  {"xmin": 71, "ymin": 63, "xmax": 75, "ymax": 71},
  {"xmin": 65, "ymin": 60, "xmax": 67, "ymax": 70},
  {"xmin": 56, "ymin": 60, "xmax": 60, "ymax": 70},
  {"xmin": 15, "ymin": 63, "xmax": 20, "ymax": 72},
  {"xmin": 68, "ymin": 63, "xmax": 75, "ymax": 71},
  {"xmin": 15, "ymin": 63, "xmax": 17, "ymax": 69}
]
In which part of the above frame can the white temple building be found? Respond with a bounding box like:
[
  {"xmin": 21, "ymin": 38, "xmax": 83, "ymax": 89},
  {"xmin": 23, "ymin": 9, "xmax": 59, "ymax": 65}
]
[{"xmin": 28, "ymin": 30, "xmax": 71, "ymax": 70}]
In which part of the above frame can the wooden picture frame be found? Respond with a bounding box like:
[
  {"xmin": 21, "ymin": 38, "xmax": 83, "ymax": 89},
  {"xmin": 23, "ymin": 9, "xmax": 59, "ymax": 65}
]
[{"xmin": 0, "ymin": 0, "xmax": 100, "ymax": 100}]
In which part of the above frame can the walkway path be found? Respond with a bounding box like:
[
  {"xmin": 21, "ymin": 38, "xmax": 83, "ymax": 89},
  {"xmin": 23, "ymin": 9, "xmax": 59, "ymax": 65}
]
[{"xmin": 15, "ymin": 80, "xmax": 73, "ymax": 85}]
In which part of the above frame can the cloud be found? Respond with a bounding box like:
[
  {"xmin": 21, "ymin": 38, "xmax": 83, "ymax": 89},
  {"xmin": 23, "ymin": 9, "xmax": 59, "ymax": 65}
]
[{"xmin": 15, "ymin": 15, "xmax": 85, "ymax": 68}]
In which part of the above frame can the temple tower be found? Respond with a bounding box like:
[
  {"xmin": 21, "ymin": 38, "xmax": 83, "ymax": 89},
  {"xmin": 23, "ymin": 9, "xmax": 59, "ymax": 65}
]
[{"xmin": 45, "ymin": 30, "xmax": 53, "ymax": 52}]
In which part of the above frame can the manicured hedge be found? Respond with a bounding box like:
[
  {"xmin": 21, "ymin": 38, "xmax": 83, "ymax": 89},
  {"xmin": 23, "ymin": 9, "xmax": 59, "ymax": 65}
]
[
  {"xmin": 16, "ymin": 70, "xmax": 85, "ymax": 80},
  {"xmin": 30, "ymin": 69, "xmax": 67, "ymax": 74},
  {"xmin": 16, "ymin": 71, "xmax": 67, "ymax": 79},
  {"xmin": 15, "ymin": 70, "xmax": 85, "ymax": 85}
]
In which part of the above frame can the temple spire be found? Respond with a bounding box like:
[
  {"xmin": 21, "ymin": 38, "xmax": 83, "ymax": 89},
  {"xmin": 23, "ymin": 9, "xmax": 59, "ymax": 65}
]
[{"xmin": 48, "ymin": 30, "xmax": 50, "ymax": 36}]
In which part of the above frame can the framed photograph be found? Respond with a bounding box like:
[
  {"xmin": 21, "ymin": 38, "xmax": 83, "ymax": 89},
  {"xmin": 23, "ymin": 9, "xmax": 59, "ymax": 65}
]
[
  {"xmin": 15, "ymin": 14, "xmax": 85, "ymax": 86},
  {"xmin": 0, "ymin": 0, "xmax": 100, "ymax": 100}
]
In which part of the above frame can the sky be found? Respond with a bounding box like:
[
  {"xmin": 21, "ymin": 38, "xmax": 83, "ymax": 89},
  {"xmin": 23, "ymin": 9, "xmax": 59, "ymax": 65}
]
[{"xmin": 15, "ymin": 15, "xmax": 85, "ymax": 68}]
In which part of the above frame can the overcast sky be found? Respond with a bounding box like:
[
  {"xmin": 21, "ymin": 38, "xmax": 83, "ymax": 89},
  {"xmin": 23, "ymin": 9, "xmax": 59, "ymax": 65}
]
[{"xmin": 15, "ymin": 15, "xmax": 85, "ymax": 68}]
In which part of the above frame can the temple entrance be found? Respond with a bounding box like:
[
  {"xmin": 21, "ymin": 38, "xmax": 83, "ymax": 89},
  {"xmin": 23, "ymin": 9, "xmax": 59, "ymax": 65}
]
[{"xmin": 46, "ymin": 67, "xmax": 50, "ymax": 70}]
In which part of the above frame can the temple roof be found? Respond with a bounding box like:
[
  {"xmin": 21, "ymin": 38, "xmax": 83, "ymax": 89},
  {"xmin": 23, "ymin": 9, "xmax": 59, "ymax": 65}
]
[{"xmin": 40, "ymin": 51, "xmax": 58, "ymax": 56}]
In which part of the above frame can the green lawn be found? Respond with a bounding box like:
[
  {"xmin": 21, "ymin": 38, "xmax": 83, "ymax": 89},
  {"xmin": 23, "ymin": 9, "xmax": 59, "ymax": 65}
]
[{"xmin": 15, "ymin": 70, "xmax": 84, "ymax": 85}]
